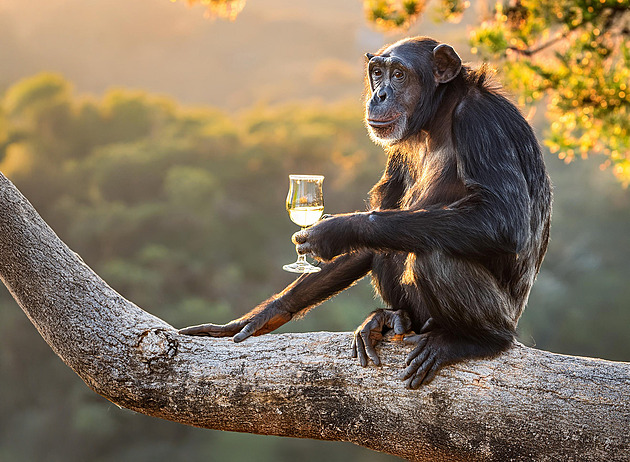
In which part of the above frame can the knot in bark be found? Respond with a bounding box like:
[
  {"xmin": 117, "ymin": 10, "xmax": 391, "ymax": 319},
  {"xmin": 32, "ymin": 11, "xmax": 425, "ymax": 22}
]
[{"xmin": 136, "ymin": 329, "xmax": 178, "ymax": 373}]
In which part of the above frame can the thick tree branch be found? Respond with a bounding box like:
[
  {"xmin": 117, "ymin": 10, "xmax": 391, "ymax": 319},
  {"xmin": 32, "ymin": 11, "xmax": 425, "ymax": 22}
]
[{"xmin": 1, "ymin": 172, "xmax": 629, "ymax": 461}]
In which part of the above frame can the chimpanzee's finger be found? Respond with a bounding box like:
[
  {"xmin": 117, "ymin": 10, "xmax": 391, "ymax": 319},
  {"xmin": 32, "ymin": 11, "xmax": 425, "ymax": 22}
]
[
  {"xmin": 403, "ymin": 333, "xmax": 422, "ymax": 344},
  {"xmin": 233, "ymin": 322, "xmax": 260, "ymax": 343},
  {"xmin": 292, "ymin": 230, "xmax": 308, "ymax": 245},
  {"xmin": 406, "ymin": 353, "xmax": 438, "ymax": 389},
  {"xmin": 179, "ymin": 322, "xmax": 242, "ymax": 337},
  {"xmin": 405, "ymin": 334, "xmax": 429, "ymax": 365},
  {"xmin": 360, "ymin": 327, "xmax": 381, "ymax": 366},
  {"xmin": 391, "ymin": 311, "xmax": 412, "ymax": 335},
  {"xmin": 355, "ymin": 334, "xmax": 368, "ymax": 367},
  {"xmin": 417, "ymin": 358, "xmax": 440, "ymax": 387},
  {"xmin": 401, "ymin": 347, "xmax": 431, "ymax": 381},
  {"xmin": 295, "ymin": 242, "xmax": 312, "ymax": 255}
]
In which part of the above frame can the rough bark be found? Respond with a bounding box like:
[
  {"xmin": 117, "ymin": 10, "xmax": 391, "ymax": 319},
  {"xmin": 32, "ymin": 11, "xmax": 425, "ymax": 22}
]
[{"xmin": 0, "ymin": 172, "xmax": 629, "ymax": 461}]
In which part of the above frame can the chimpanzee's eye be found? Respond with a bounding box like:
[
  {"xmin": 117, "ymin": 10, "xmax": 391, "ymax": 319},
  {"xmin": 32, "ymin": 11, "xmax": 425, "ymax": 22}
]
[
  {"xmin": 372, "ymin": 68, "xmax": 383, "ymax": 79},
  {"xmin": 393, "ymin": 70, "xmax": 404, "ymax": 80}
]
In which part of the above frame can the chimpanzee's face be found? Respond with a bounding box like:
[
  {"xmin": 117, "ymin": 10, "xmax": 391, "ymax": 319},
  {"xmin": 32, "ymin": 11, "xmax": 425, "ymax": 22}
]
[
  {"xmin": 364, "ymin": 39, "xmax": 462, "ymax": 147},
  {"xmin": 364, "ymin": 48, "xmax": 422, "ymax": 146}
]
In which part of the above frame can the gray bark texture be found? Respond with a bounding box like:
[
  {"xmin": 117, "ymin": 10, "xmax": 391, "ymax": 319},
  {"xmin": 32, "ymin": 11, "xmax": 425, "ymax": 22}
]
[{"xmin": 0, "ymin": 172, "xmax": 629, "ymax": 461}]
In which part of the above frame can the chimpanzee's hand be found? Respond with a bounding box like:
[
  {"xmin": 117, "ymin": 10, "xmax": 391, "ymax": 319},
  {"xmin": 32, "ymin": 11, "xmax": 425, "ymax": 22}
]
[
  {"xmin": 292, "ymin": 214, "xmax": 355, "ymax": 261},
  {"xmin": 351, "ymin": 309, "xmax": 412, "ymax": 366},
  {"xmin": 179, "ymin": 304, "xmax": 292, "ymax": 342}
]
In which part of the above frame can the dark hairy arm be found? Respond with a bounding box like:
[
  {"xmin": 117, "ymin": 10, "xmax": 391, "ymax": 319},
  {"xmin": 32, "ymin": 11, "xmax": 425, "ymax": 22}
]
[
  {"xmin": 295, "ymin": 182, "xmax": 531, "ymax": 262},
  {"xmin": 180, "ymin": 250, "xmax": 373, "ymax": 340},
  {"xmin": 296, "ymin": 96, "xmax": 537, "ymax": 262}
]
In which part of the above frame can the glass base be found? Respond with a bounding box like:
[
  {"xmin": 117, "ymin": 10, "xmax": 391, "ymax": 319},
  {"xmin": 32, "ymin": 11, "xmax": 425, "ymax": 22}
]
[{"xmin": 282, "ymin": 260, "xmax": 321, "ymax": 273}]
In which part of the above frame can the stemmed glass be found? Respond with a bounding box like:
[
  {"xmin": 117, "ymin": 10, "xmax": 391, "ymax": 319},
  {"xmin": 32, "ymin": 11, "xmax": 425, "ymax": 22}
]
[{"xmin": 282, "ymin": 174, "xmax": 324, "ymax": 273}]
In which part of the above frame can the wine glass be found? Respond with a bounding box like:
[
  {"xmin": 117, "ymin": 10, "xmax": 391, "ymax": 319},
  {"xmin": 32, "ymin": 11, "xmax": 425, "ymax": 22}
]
[{"xmin": 282, "ymin": 174, "xmax": 324, "ymax": 273}]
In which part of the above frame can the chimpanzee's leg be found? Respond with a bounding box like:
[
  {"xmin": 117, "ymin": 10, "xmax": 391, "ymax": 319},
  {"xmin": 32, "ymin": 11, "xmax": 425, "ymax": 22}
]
[{"xmin": 401, "ymin": 251, "xmax": 516, "ymax": 388}]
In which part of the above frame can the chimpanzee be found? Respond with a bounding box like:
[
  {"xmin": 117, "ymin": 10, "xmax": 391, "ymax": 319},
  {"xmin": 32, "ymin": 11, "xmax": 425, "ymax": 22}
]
[{"xmin": 180, "ymin": 36, "xmax": 552, "ymax": 389}]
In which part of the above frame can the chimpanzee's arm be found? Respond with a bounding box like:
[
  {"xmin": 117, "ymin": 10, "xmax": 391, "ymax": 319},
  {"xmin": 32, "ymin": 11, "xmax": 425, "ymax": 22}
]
[
  {"xmin": 179, "ymin": 250, "xmax": 373, "ymax": 341},
  {"xmin": 295, "ymin": 159, "xmax": 532, "ymax": 260},
  {"xmin": 295, "ymin": 156, "xmax": 533, "ymax": 261},
  {"xmin": 294, "ymin": 192, "xmax": 527, "ymax": 262},
  {"xmin": 364, "ymin": 190, "xmax": 529, "ymax": 258},
  {"xmin": 296, "ymin": 98, "xmax": 541, "ymax": 261}
]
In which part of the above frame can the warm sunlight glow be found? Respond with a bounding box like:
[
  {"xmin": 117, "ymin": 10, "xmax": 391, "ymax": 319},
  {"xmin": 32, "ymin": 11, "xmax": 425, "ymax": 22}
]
[{"xmin": 173, "ymin": 0, "xmax": 246, "ymax": 20}]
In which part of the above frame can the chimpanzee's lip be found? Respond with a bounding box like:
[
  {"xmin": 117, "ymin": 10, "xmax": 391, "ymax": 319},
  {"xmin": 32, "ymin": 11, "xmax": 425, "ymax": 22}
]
[{"xmin": 367, "ymin": 116, "xmax": 399, "ymax": 127}]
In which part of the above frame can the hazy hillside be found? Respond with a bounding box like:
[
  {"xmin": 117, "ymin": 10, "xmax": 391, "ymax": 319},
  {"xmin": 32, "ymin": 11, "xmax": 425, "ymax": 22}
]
[{"xmin": 0, "ymin": 0, "xmax": 476, "ymax": 110}]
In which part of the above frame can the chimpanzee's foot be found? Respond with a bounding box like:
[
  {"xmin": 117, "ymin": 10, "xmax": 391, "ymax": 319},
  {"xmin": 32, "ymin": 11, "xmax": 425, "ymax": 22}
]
[
  {"xmin": 351, "ymin": 309, "xmax": 412, "ymax": 367},
  {"xmin": 401, "ymin": 323, "xmax": 512, "ymax": 388}
]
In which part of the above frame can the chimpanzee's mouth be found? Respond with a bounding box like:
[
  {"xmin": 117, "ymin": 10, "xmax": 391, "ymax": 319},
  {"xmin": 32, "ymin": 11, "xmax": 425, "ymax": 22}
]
[{"xmin": 367, "ymin": 116, "xmax": 399, "ymax": 128}]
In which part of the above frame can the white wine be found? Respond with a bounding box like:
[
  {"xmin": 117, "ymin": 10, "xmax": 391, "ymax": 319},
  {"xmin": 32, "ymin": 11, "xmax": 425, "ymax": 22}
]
[
  {"xmin": 283, "ymin": 174, "xmax": 324, "ymax": 273},
  {"xmin": 288, "ymin": 206, "xmax": 324, "ymax": 227}
]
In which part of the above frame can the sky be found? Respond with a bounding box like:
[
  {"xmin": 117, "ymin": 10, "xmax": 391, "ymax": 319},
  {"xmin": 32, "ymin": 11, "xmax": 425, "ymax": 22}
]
[{"xmin": 0, "ymin": 0, "xmax": 477, "ymax": 110}]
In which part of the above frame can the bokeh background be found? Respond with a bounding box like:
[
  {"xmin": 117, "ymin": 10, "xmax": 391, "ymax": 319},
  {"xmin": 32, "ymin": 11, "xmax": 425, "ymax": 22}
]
[{"xmin": 1, "ymin": 1, "xmax": 629, "ymax": 461}]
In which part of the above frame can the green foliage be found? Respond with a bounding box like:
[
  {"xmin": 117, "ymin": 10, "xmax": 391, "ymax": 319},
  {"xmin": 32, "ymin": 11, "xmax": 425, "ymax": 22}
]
[
  {"xmin": 447, "ymin": 0, "xmax": 630, "ymax": 185},
  {"xmin": 3, "ymin": 72, "xmax": 71, "ymax": 119},
  {"xmin": 363, "ymin": 0, "xmax": 428, "ymax": 30},
  {"xmin": 1, "ymin": 73, "xmax": 629, "ymax": 461}
]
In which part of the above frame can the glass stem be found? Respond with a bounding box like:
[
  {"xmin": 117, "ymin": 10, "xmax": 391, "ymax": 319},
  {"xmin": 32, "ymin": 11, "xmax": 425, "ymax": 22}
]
[{"xmin": 296, "ymin": 226, "xmax": 308, "ymax": 264}]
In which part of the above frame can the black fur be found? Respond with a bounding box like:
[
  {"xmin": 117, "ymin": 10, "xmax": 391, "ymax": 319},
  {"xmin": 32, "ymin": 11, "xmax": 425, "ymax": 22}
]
[{"xmin": 180, "ymin": 36, "xmax": 552, "ymax": 388}]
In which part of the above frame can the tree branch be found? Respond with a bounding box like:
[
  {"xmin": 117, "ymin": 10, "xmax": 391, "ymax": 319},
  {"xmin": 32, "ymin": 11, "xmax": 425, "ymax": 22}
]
[
  {"xmin": 1, "ymin": 172, "xmax": 629, "ymax": 461},
  {"xmin": 507, "ymin": 32, "xmax": 567, "ymax": 57}
]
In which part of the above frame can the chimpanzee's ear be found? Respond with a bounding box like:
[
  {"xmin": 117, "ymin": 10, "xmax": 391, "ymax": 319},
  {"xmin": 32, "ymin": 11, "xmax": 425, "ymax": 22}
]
[
  {"xmin": 365, "ymin": 53, "xmax": 375, "ymax": 62},
  {"xmin": 432, "ymin": 44, "xmax": 462, "ymax": 84}
]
